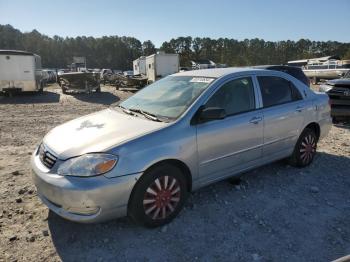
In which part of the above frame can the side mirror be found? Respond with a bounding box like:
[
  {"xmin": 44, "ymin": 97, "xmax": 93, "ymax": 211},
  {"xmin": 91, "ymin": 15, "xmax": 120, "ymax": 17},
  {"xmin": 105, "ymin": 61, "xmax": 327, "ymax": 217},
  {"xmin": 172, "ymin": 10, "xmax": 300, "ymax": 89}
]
[{"xmin": 199, "ymin": 107, "xmax": 226, "ymax": 122}]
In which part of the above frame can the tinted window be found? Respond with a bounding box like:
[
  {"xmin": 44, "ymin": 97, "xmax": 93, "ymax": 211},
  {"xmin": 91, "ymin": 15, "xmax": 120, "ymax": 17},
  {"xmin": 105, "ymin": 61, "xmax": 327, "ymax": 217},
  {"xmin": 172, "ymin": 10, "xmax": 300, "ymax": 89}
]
[
  {"xmin": 206, "ymin": 77, "xmax": 255, "ymax": 115},
  {"xmin": 293, "ymin": 70, "xmax": 305, "ymax": 80},
  {"xmin": 258, "ymin": 76, "xmax": 302, "ymax": 107},
  {"xmin": 291, "ymin": 70, "xmax": 309, "ymax": 86},
  {"xmin": 268, "ymin": 66, "xmax": 309, "ymax": 86},
  {"xmin": 291, "ymin": 82, "xmax": 303, "ymax": 100}
]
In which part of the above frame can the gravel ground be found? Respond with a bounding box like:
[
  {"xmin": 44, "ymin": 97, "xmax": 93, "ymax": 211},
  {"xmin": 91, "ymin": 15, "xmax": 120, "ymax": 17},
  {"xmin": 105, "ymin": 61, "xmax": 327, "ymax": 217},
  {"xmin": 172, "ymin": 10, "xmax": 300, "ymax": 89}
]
[{"xmin": 0, "ymin": 84, "xmax": 349, "ymax": 262}]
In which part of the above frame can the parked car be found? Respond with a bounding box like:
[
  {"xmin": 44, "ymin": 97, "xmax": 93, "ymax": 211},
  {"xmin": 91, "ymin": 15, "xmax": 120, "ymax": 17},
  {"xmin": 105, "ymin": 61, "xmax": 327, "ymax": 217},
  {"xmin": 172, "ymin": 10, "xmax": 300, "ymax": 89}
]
[
  {"xmin": 31, "ymin": 68, "xmax": 331, "ymax": 227},
  {"xmin": 253, "ymin": 65, "xmax": 310, "ymax": 87},
  {"xmin": 57, "ymin": 69, "xmax": 69, "ymax": 76},
  {"xmin": 43, "ymin": 69, "xmax": 57, "ymax": 83},
  {"xmin": 319, "ymin": 70, "xmax": 350, "ymax": 122}
]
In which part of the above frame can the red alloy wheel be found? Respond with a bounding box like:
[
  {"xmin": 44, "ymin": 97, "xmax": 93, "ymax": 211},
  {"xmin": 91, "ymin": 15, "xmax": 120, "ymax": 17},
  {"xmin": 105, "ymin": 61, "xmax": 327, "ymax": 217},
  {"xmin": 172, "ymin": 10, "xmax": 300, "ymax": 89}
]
[
  {"xmin": 143, "ymin": 175, "xmax": 181, "ymax": 220},
  {"xmin": 300, "ymin": 134, "xmax": 316, "ymax": 164}
]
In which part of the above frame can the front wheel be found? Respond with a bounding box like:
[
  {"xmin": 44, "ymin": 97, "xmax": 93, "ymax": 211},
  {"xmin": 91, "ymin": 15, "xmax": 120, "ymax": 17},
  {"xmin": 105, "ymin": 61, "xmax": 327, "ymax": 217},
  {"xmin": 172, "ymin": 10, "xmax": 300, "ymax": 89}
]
[
  {"xmin": 128, "ymin": 164, "xmax": 188, "ymax": 227},
  {"xmin": 289, "ymin": 128, "xmax": 317, "ymax": 167}
]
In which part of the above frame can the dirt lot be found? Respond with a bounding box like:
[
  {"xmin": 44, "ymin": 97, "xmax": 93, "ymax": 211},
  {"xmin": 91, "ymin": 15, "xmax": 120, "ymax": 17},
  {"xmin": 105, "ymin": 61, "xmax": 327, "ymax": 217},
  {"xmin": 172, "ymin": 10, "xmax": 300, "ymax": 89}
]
[{"xmin": 0, "ymin": 84, "xmax": 349, "ymax": 262}]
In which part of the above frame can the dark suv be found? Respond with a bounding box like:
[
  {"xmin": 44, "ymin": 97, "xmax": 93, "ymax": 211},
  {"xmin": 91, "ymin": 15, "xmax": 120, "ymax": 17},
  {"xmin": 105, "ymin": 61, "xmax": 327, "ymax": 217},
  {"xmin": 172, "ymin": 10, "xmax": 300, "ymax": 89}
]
[
  {"xmin": 319, "ymin": 70, "xmax": 350, "ymax": 122},
  {"xmin": 254, "ymin": 65, "xmax": 310, "ymax": 87}
]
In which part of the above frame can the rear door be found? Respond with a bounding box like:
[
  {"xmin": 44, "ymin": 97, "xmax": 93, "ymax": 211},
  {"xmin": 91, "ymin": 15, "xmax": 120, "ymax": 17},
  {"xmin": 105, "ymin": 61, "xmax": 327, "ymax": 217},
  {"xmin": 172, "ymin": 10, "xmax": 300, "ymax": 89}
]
[
  {"xmin": 257, "ymin": 75, "xmax": 306, "ymax": 158},
  {"xmin": 196, "ymin": 76, "xmax": 264, "ymax": 185}
]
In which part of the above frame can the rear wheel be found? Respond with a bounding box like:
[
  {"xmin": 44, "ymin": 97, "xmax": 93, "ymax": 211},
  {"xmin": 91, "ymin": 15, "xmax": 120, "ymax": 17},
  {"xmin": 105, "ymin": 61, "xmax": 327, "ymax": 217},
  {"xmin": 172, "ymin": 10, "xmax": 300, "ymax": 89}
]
[
  {"xmin": 289, "ymin": 128, "xmax": 317, "ymax": 167},
  {"xmin": 128, "ymin": 164, "xmax": 188, "ymax": 227}
]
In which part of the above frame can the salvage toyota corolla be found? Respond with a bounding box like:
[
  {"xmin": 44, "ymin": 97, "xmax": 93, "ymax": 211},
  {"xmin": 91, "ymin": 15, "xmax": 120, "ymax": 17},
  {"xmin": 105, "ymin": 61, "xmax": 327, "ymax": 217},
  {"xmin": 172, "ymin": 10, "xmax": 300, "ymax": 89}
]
[{"xmin": 31, "ymin": 68, "xmax": 331, "ymax": 227}]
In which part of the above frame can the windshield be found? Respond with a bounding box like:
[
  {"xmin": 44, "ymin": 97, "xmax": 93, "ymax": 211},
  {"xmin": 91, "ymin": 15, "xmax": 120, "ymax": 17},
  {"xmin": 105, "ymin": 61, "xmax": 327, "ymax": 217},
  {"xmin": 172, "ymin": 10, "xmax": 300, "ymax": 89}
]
[{"xmin": 119, "ymin": 76, "xmax": 215, "ymax": 120}]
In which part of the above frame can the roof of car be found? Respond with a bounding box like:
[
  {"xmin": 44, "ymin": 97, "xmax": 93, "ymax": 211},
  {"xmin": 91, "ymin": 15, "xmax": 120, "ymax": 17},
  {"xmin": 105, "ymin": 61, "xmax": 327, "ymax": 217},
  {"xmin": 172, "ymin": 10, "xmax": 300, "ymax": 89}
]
[
  {"xmin": 174, "ymin": 67, "xmax": 262, "ymax": 78},
  {"xmin": 253, "ymin": 65, "xmax": 301, "ymax": 70}
]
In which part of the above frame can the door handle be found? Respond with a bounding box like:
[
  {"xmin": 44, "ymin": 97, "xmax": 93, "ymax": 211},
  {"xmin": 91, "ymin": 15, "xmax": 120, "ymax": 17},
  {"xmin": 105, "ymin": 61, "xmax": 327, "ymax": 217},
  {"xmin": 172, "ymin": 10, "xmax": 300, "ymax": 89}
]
[
  {"xmin": 249, "ymin": 116, "xmax": 262, "ymax": 124},
  {"xmin": 296, "ymin": 106, "xmax": 304, "ymax": 112}
]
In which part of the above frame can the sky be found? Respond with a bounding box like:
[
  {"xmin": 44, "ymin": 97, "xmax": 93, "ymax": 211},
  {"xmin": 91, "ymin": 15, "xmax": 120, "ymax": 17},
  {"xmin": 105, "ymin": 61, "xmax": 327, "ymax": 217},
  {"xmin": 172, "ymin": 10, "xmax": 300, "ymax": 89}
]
[{"xmin": 0, "ymin": 0, "xmax": 349, "ymax": 47}]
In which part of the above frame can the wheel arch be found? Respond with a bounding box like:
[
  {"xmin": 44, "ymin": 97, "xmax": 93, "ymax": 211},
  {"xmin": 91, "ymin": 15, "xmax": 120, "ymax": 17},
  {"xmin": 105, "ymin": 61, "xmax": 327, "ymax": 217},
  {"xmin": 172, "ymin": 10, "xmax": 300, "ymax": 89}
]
[
  {"xmin": 304, "ymin": 122, "xmax": 321, "ymax": 141},
  {"xmin": 143, "ymin": 159, "xmax": 193, "ymax": 192}
]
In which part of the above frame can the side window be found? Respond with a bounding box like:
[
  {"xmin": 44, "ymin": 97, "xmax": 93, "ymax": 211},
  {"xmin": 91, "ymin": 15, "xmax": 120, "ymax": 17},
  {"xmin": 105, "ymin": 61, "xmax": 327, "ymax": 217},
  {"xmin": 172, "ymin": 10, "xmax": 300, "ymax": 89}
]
[
  {"xmin": 257, "ymin": 76, "xmax": 302, "ymax": 108},
  {"xmin": 290, "ymin": 82, "xmax": 303, "ymax": 100},
  {"xmin": 206, "ymin": 77, "xmax": 255, "ymax": 115}
]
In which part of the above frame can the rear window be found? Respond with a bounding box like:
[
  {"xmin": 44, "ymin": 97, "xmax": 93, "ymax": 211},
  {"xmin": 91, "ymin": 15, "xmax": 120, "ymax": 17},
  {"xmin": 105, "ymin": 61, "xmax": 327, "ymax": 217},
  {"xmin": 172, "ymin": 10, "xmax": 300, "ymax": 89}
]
[
  {"xmin": 269, "ymin": 67, "xmax": 309, "ymax": 86},
  {"xmin": 258, "ymin": 76, "xmax": 302, "ymax": 107},
  {"xmin": 287, "ymin": 69, "xmax": 309, "ymax": 86}
]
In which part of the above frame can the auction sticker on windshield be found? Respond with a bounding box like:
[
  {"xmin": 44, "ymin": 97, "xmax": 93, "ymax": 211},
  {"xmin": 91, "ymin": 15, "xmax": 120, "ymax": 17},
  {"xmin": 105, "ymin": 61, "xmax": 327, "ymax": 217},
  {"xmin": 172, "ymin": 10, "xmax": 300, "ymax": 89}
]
[{"xmin": 190, "ymin": 77, "xmax": 215, "ymax": 83}]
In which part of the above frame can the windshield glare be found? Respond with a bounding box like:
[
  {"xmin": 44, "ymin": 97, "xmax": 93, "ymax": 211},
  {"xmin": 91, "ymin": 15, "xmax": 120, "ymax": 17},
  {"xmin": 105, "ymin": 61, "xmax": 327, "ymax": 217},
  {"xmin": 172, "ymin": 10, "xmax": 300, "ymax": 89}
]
[{"xmin": 119, "ymin": 76, "xmax": 215, "ymax": 120}]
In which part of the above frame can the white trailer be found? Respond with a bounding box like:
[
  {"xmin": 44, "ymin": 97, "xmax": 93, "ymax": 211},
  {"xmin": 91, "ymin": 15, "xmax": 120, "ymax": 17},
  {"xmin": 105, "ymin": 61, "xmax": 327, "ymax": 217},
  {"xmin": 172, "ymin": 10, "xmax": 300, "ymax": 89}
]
[
  {"xmin": 0, "ymin": 50, "xmax": 43, "ymax": 93},
  {"xmin": 133, "ymin": 56, "xmax": 146, "ymax": 75},
  {"xmin": 146, "ymin": 52, "xmax": 179, "ymax": 83}
]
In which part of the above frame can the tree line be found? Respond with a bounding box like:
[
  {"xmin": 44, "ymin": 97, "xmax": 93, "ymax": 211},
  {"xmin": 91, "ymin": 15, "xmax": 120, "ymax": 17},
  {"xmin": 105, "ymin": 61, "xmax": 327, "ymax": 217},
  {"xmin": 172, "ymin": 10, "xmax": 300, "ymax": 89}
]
[{"xmin": 1, "ymin": 24, "xmax": 350, "ymax": 70}]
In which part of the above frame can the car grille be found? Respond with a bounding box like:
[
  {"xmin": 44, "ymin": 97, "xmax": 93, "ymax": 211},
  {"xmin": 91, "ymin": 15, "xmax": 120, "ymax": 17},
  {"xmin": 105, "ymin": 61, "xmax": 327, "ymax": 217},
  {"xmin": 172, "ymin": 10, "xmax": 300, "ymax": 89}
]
[
  {"xmin": 38, "ymin": 144, "xmax": 57, "ymax": 169},
  {"xmin": 329, "ymin": 87, "xmax": 350, "ymax": 96}
]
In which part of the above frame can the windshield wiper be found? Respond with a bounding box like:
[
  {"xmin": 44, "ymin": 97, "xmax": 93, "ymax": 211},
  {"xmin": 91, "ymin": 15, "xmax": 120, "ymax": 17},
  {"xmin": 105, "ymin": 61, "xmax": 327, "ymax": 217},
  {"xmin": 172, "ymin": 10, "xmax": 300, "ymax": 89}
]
[
  {"xmin": 117, "ymin": 105, "xmax": 135, "ymax": 116},
  {"xmin": 129, "ymin": 108, "xmax": 163, "ymax": 122}
]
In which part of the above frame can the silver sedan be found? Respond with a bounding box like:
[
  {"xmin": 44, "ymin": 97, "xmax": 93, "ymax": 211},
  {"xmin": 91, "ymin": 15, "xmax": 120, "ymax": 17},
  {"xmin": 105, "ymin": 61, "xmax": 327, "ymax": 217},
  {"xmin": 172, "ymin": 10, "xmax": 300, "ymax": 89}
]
[{"xmin": 31, "ymin": 68, "xmax": 331, "ymax": 227}]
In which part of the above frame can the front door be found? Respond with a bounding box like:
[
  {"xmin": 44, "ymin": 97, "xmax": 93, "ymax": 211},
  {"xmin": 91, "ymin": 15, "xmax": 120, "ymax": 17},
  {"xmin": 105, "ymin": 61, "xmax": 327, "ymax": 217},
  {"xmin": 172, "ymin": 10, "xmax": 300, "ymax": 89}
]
[{"xmin": 196, "ymin": 76, "xmax": 263, "ymax": 185}]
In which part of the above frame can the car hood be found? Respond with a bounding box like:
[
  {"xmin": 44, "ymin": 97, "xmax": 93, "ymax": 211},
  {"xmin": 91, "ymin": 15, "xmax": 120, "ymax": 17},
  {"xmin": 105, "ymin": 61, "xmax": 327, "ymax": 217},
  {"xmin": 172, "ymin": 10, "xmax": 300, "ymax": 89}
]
[{"xmin": 43, "ymin": 108, "xmax": 167, "ymax": 160}]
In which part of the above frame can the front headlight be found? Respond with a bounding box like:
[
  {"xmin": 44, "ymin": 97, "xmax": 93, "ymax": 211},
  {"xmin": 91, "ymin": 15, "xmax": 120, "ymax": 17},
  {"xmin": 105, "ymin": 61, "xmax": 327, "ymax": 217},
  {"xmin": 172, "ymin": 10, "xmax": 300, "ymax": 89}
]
[{"xmin": 58, "ymin": 153, "xmax": 118, "ymax": 177}]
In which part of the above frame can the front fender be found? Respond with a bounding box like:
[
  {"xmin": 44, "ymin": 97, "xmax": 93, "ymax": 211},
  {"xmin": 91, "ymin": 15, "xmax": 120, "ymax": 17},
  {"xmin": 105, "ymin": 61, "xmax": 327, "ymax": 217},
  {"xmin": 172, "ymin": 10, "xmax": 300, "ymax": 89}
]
[{"xmin": 105, "ymin": 122, "xmax": 198, "ymax": 183}]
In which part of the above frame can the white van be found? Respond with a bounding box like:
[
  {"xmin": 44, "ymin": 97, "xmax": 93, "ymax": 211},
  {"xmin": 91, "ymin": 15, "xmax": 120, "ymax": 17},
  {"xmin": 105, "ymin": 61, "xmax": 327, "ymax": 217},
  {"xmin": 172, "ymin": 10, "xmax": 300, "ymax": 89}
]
[{"xmin": 0, "ymin": 50, "xmax": 44, "ymax": 94}]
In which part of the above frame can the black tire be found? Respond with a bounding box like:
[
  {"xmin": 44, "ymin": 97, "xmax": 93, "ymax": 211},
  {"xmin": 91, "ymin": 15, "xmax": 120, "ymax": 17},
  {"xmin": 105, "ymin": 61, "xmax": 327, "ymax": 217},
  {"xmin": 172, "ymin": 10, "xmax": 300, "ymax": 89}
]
[
  {"xmin": 289, "ymin": 128, "xmax": 317, "ymax": 167},
  {"xmin": 128, "ymin": 164, "xmax": 188, "ymax": 227}
]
